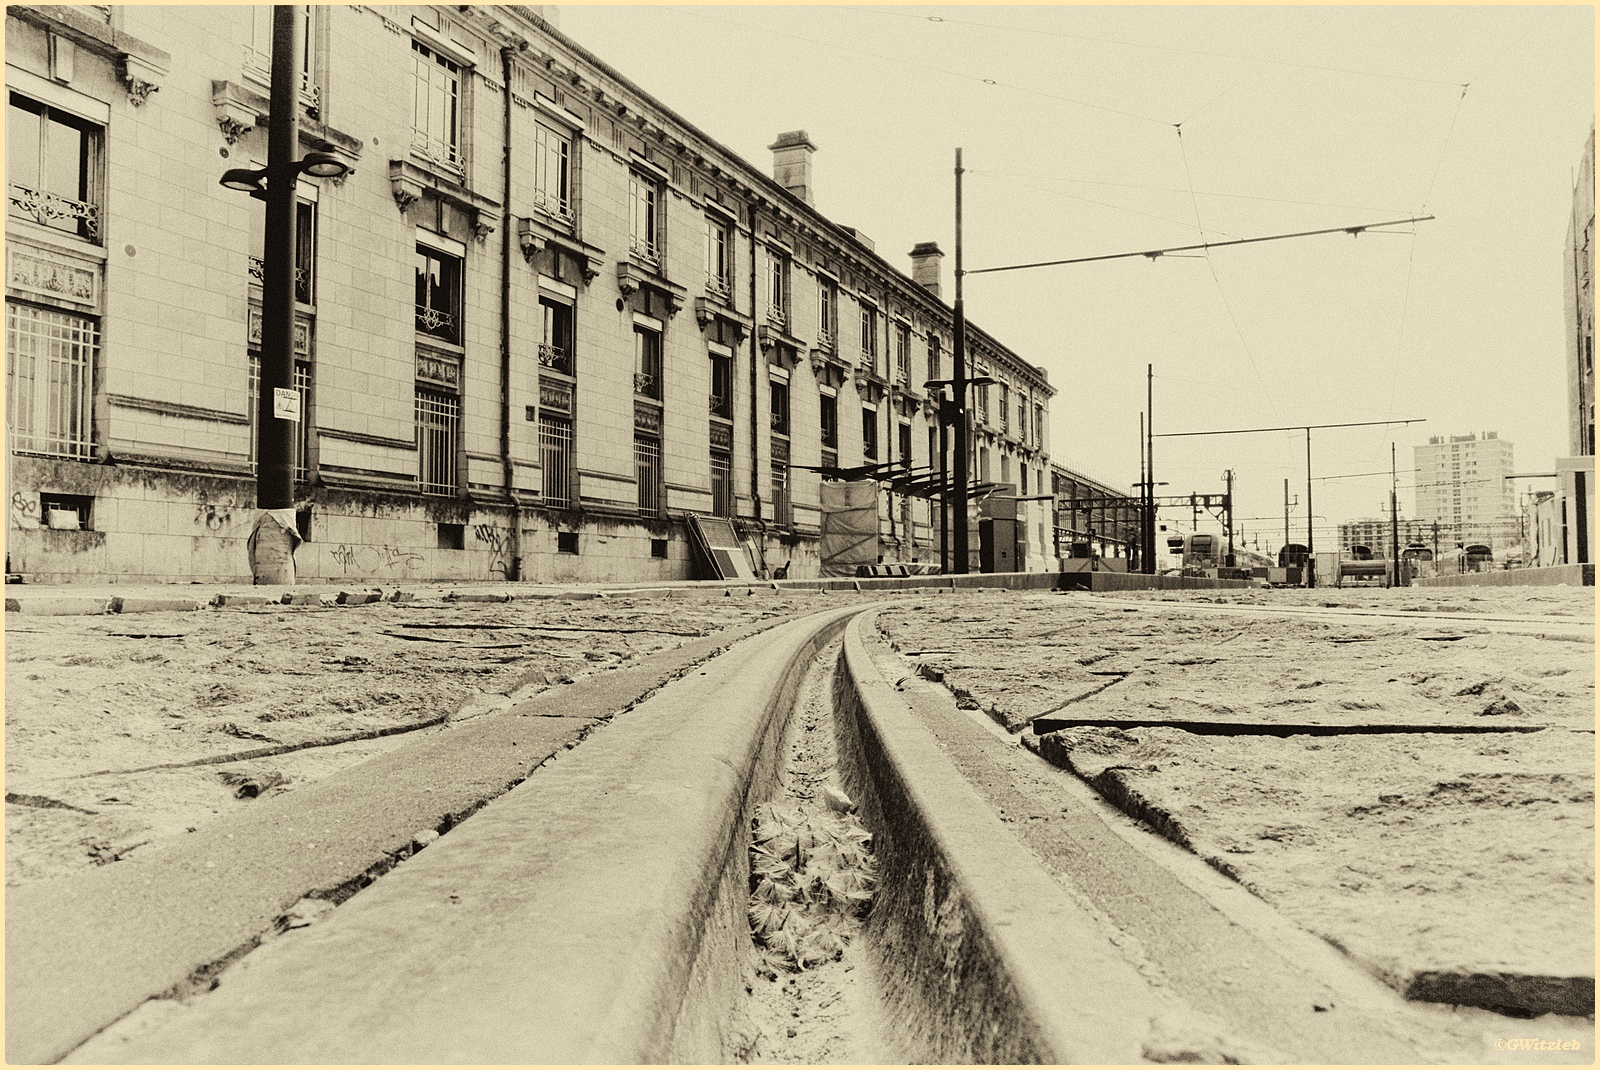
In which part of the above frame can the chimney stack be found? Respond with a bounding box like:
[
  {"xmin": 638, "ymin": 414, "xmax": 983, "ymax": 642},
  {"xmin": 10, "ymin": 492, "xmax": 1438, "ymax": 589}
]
[
  {"xmin": 909, "ymin": 241, "xmax": 944, "ymax": 299},
  {"xmin": 768, "ymin": 130, "xmax": 817, "ymax": 205}
]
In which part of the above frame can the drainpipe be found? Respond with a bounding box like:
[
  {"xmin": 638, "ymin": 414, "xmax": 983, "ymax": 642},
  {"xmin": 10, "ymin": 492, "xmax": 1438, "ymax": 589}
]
[
  {"xmin": 748, "ymin": 202, "xmax": 763, "ymax": 517},
  {"xmin": 499, "ymin": 44, "xmax": 522, "ymax": 580}
]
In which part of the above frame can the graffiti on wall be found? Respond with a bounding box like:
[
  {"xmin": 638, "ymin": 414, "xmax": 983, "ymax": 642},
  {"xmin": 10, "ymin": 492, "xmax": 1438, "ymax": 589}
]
[
  {"xmin": 194, "ymin": 504, "xmax": 234, "ymax": 530},
  {"xmin": 474, "ymin": 524, "xmax": 511, "ymax": 579},
  {"xmin": 10, "ymin": 491, "xmax": 40, "ymax": 529},
  {"xmin": 329, "ymin": 544, "xmax": 425, "ymax": 574}
]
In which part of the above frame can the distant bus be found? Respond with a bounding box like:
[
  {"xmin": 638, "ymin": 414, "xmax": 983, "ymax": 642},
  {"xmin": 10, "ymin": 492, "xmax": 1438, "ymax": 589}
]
[{"xmin": 1278, "ymin": 544, "xmax": 1310, "ymax": 569}]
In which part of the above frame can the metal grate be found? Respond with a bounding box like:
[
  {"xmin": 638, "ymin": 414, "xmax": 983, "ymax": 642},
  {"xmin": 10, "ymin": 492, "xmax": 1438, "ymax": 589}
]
[
  {"xmin": 540, "ymin": 411, "xmax": 574, "ymax": 506},
  {"xmin": 635, "ymin": 433, "xmax": 662, "ymax": 517},
  {"xmin": 6, "ymin": 302, "xmax": 96, "ymax": 459},
  {"xmin": 416, "ymin": 388, "xmax": 459, "ymax": 495},
  {"xmin": 711, "ymin": 447, "xmax": 733, "ymax": 517}
]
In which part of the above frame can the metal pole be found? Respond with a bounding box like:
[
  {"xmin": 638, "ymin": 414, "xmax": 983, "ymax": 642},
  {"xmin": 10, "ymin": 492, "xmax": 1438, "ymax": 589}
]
[
  {"xmin": 1144, "ymin": 364, "xmax": 1155, "ymax": 574},
  {"xmin": 938, "ymin": 400, "xmax": 949, "ymax": 573},
  {"xmin": 1225, "ymin": 468, "xmax": 1235, "ymax": 567},
  {"xmin": 1391, "ymin": 442, "xmax": 1401, "ymax": 586},
  {"xmin": 250, "ymin": 4, "xmax": 303, "ymax": 583},
  {"xmin": 1305, "ymin": 428, "xmax": 1315, "ymax": 588},
  {"xmin": 1283, "ymin": 478, "xmax": 1290, "ymax": 553},
  {"xmin": 1138, "ymin": 412, "xmax": 1146, "ymax": 572},
  {"xmin": 951, "ymin": 148, "xmax": 970, "ymax": 574}
]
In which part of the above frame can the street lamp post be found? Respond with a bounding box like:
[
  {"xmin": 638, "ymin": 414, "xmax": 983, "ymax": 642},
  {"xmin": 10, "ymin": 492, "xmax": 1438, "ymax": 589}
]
[
  {"xmin": 220, "ymin": 6, "xmax": 348, "ymax": 584},
  {"xmin": 951, "ymin": 148, "xmax": 970, "ymax": 574},
  {"xmin": 927, "ymin": 375, "xmax": 995, "ymax": 574}
]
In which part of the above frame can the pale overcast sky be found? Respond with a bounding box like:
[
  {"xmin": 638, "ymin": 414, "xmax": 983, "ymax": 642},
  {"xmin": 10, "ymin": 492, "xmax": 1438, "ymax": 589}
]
[{"xmin": 556, "ymin": 4, "xmax": 1594, "ymax": 547}]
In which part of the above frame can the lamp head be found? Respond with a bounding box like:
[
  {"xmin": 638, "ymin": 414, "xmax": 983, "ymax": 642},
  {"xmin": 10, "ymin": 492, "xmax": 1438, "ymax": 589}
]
[
  {"xmin": 297, "ymin": 151, "xmax": 350, "ymax": 179},
  {"xmin": 219, "ymin": 167, "xmax": 267, "ymax": 192}
]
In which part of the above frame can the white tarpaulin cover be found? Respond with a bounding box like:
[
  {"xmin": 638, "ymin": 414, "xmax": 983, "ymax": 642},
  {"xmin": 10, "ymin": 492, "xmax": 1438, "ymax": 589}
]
[{"xmin": 820, "ymin": 480, "xmax": 878, "ymax": 577}]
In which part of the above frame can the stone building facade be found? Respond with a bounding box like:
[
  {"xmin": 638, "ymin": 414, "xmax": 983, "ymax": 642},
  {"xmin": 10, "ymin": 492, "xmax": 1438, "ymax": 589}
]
[
  {"xmin": 1565, "ymin": 123, "xmax": 1594, "ymax": 459},
  {"xmin": 5, "ymin": 4, "xmax": 1053, "ymax": 584}
]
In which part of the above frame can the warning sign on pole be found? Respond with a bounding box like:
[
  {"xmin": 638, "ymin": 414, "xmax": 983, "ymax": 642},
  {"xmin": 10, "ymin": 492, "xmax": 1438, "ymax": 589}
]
[{"xmin": 273, "ymin": 387, "xmax": 300, "ymax": 422}]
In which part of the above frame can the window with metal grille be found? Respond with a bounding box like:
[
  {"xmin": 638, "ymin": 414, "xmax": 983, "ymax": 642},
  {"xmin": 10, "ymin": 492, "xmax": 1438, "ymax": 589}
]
[
  {"xmin": 709, "ymin": 352, "xmax": 733, "ymax": 418},
  {"xmin": 7, "ymin": 93, "xmax": 102, "ymax": 243},
  {"xmin": 538, "ymin": 296, "xmax": 573, "ymax": 375},
  {"xmin": 416, "ymin": 387, "xmax": 459, "ymax": 495},
  {"xmin": 635, "ymin": 432, "xmax": 662, "ymax": 516},
  {"xmin": 416, "ymin": 245, "xmax": 462, "ymax": 344},
  {"xmin": 859, "ymin": 304, "xmax": 878, "ymax": 372},
  {"xmin": 249, "ymin": 200, "xmax": 316, "ymax": 305},
  {"xmin": 634, "ymin": 324, "xmax": 662, "ymax": 399},
  {"xmin": 770, "ymin": 462, "xmax": 790, "ymax": 526},
  {"xmin": 412, "ymin": 40, "xmax": 462, "ymax": 172},
  {"xmin": 6, "ymin": 302, "xmax": 96, "ymax": 459},
  {"xmin": 767, "ymin": 251, "xmax": 788, "ymax": 326},
  {"xmin": 711, "ymin": 447, "xmax": 733, "ymax": 517},
  {"xmin": 705, "ymin": 216, "xmax": 731, "ymax": 297},
  {"xmin": 820, "ymin": 393, "xmax": 838, "ymax": 450},
  {"xmin": 769, "ymin": 377, "xmax": 789, "ymax": 436},
  {"xmin": 539, "ymin": 410, "xmax": 574, "ymax": 506},
  {"xmin": 532, "ymin": 122, "xmax": 572, "ymax": 223},
  {"xmin": 248, "ymin": 355, "xmax": 313, "ymax": 483},
  {"xmin": 819, "ymin": 281, "xmax": 837, "ymax": 347},
  {"xmin": 629, "ymin": 173, "xmax": 659, "ymax": 264}
]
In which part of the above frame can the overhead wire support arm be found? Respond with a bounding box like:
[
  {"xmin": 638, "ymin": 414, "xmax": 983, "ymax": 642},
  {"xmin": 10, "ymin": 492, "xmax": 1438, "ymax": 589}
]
[{"xmin": 965, "ymin": 216, "xmax": 1435, "ymax": 276}]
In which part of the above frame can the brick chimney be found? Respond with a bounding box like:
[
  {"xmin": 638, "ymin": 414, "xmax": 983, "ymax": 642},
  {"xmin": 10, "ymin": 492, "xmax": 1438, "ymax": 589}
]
[
  {"xmin": 909, "ymin": 242, "xmax": 944, "ymax": 299},
  {"xmin": 768, "ymin": 130, "xmax": 817, "ymax": 205}
]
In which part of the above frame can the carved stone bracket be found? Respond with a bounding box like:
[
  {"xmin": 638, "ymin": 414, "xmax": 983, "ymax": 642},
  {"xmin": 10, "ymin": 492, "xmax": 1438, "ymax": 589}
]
[
  {"xmin": 120, "ymin": 54, "xmax": 163, "ymax": 105},
  {"xmin": 693, "ymin": 296, "xmax": 752, "ymax": 343},
  {"xmin": 389, "ymin": 159, "xmax": 500, "ymax": 227},
  {"xmin": 807, "ymin": 349, "xmax": 849, "ymax": 390},
  {"xmin": 389, "ymin": 161, "xmax": 425, "ymax": 213},
  {"xmin": 519, "ymin": 216, "xmax": 604, "ymax": 287},
  {"xmin": 757, "ymin": 322, "xmax": 805, "ymax": 356},
  {"xmin": 617, "ymin": 261, "xmax": 686, "ymax": 316},
  {"xmin": 472, "ymin": 219, "xmax": 495, "ymax": 243}
]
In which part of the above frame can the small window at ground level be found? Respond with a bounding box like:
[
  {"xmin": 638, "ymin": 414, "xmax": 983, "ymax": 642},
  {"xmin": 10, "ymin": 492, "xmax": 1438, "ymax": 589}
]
[
  {"xmin": 39, "ymin": 492, "xmax": 93, "ymax": 530},
  {"xmin": 651, "ymin": 538, "xmax": 669, "ymax": 559},
  {"xmin": 558, "ymin": 530, "xmax": 580, "ymax": 554},
  {"xmin": 437, "ymin": 522, "xmax": 464, "ymax": 549}
]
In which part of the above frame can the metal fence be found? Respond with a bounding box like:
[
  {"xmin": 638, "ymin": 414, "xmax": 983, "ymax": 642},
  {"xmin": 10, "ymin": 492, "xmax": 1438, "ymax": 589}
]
[{"xmin": 6, "ymin": 302, "xmax": 95, "ymax": 459}]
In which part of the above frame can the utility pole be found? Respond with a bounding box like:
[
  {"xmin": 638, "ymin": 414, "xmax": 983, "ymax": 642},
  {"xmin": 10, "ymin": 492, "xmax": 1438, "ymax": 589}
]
[
  {"xmin": 1305, "ymin": 429, "xmax": 1315, "ymax": 587},
  {"xmin": 250, "ymin": 6, "xmax": 305, "ymax": 584},
  {"xmin": 1283, "ymin": 478, "xmax": 1291, "ymax": 552},
  {"xmin": 1390, "ymin": 442, "xmax": 1401, "ymax": 587},
  {"xmin": 1224, "ymin": 468, "xmax": 1235, "ymax": 567},
  {"xmin": 1144, "ymin": 364, "xmax": 1155, "ymax": 574},
  {"xmin": 951, "ymin": 148, "xmax": 970, "ymax": 574},
  {"xmin": 1138, "ymin": 412, "xmax": 1146, "ymax": 572}
]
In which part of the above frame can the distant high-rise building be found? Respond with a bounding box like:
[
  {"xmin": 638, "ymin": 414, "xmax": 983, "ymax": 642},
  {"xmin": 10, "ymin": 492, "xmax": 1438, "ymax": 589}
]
[
  {"xmin": 1412, "ymin": 433, "xmax": 1518, "ymax": 549},
  {"xmin": 1565, "ymin": 124, "xmax": 1595, "ymax": 457}
]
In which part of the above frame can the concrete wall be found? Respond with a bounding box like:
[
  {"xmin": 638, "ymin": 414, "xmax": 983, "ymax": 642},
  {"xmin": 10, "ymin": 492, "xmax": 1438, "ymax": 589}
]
[{"xmin": 1414, "ymin": 563, "xmax": 1594, "ymax": 588}]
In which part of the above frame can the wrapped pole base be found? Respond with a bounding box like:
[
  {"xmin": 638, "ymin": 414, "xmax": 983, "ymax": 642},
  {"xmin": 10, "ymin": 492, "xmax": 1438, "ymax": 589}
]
[{"xmin": 248, "ymin": 508, "xmax": 302, "ymax": 585}]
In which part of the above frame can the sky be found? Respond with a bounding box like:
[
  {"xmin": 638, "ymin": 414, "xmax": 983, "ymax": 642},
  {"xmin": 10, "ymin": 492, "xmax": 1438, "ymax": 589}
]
[{"xmin": 555, "ymin": 3, "xmax": 1594, "ymax": 549}]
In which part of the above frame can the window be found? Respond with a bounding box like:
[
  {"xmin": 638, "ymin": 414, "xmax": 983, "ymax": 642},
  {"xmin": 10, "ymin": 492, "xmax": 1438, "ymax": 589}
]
[
  {"xmin": 557, "ymin": 530, "xmax": 579, "ymax": 554},
  {"xmin": 7, "ymin": 94, "xmax": 102, "ymax": 243},
  {"xmin": 248, "ymin": 354, "xmax": 313, "ymax": 483},
  {"xmin": 978, "ymin": 445, "xmax": 990, "ymax": 484},
  {"xmin": 1000, "ymin": 454, "xmax": 1011, "ymax": 486},
  {"xmin": 862, "ymin": 406, "xmax": 878, "ymax": 460},
  {"xmin": 820, "ymin": 393, "xmax": 838, "ymax": 450},
  {"xmin": 894, "ymin": 324, "xmax": 911, "ymax": 385},
  {"xmin": 6, "ymin": 302, "xmax": 96, "ymax": 459},
  {"xmin": 705, "ymin": 216, "xmax": 731, "ymax": 296},
  {"xmin": 415, "ymin": 245, "xmax": 462, "ymax": 344},
  {"xmin": 416, "ymin": 387, "xmax": 459, "ymax": 495},
  {"xmin": 250, "ymin": 200, "xmax": 317, "ymax": 305},
  {"xmin": 771, "ymin": 437, "xmax": 791, "ymax": 525},
  {"xmin": 635, "ymin": 433, "xmax": 662, "ymax": 516},
  {"xmin": 629, "ymin": 172, "xmax": 659, "ymax": 264},
  {"xmin": 976, "ymin": 383, "xmax": 990, "ymax": 424},
  {"xmin": 928, "ymin": 334, "xmax": 941, "ymax": 381},
  {"xmin": 633, "ymin": 324, "xmax": 662, "ymax": 399},
  {"xmin": 819, "ymin": 281, "xmax": 837, "ymax": 347},
  {"xmin": 999, "ymin": 383, "xmax": 1010, "ymax": 433},
  {"xmin": 651, "ymin": 538, "xmax": 669, "ymax": 559},
  {"xmin": 412, "ymin": 41, "xmax": 462, "ymax": 172},
  {"xmin": 898, "ymin": 421, "xmax": 912, "ymax": 469},
  {"xmin": 538, "ymin": 296, "xmax": 573, "ymax": 375},
  {"xmin": 245, "ymin": 6, "xmax": 318, "ymax": 108},
  {"xmin": 531, "ymin": 122, "xmax": 572, "ymax": 223},
  {"xmin": 540, "ymin": 411, "xmax": 574, "ymax": 507},
  {"xmin": 710, "ymin": 446, "xmax": 734, "ymax": 517},
  {"xmin": 769, "ymin": 378, "xmax": 790, "ymax": 436},
  {"xmin": 767, "ymin": 252, "xmax": 788, "ymax": 325},
  {"xmin": 859, "ymin": 304, "xmax": 878, "ymax": 372},
  {"xmin": 709, "ymin": 352, "xmax": 733, "ymax": 419}
]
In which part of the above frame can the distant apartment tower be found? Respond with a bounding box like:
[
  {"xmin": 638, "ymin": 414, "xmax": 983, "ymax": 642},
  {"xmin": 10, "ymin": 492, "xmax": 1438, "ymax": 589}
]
[
  {"xmin": 1412, "ymin": 433, "xmax": 1517, "ymax": 549},
  {"xmin": 1565, "ymin": 124, "xmax": 1595, "ymax": 457},
  {"xmin": 1337, "ymin": 516, "xmax": 1432, "ymax": 555}
]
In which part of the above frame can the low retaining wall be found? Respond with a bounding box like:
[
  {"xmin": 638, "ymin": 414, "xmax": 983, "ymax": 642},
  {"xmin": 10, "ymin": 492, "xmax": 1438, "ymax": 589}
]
[{"xmin": 1415, "ymin": 564, "xmax": 1594, "ymax": 588}]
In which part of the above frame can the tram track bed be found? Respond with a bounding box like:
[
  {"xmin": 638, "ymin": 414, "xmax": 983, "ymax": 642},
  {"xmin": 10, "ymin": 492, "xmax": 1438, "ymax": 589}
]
[{"xmin": 876, "ymin": 588, "xmax": 1596, "ymax": 1020}]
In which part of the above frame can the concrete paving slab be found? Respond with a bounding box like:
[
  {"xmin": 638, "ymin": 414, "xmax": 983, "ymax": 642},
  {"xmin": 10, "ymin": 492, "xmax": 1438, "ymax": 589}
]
[
  {"xmin": 58, "ymin": 605, "xmax": 866, "ymax": 1065},
  {"xmin": 6, "ymin": 611, "xmax": 806, "ymax": 1065},
  {"xmin": 5, "ymin": 596, "xmax": 114, "ymax": 615}
]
